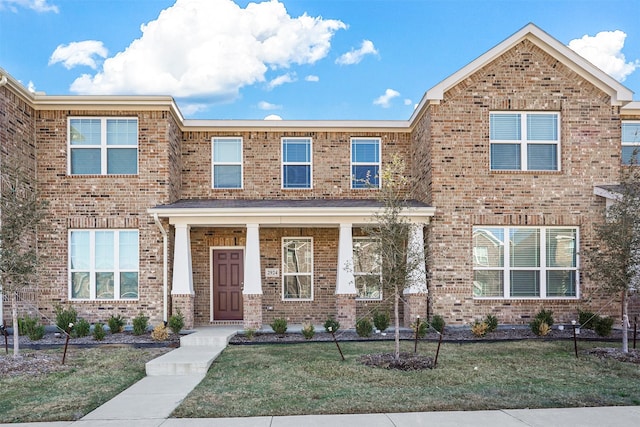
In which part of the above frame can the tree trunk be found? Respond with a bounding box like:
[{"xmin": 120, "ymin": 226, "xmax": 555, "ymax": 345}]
[
  {"xmin": 394, "ymin": 283, "xmax": 400, "ymax": 361},
  {"xmin": 11, "ymin": 291, "xmax": 20, "ymax": 357},
  {"xmin": 622, "ymin": 290, "xmax": 629, "ymax": 353}
]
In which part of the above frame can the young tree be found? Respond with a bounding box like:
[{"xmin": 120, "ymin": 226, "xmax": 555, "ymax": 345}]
[
  {"xmin": 0, "ymin": 167, "xmax": 47, "ymax": 357},
  {"xmin": 585, "ymin": 166, "xmax": 640, "ymax": 353},
  {"xmin": 364, "ymin": 155, "xmax": 428, "ymax": 361}
]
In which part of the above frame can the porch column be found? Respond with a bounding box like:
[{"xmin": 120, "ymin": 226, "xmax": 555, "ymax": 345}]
[
  {"xmin": 336, "ymin": 223, "xmax": 356, "ymax": 328},
  {"xmin": 172, "ymin": 223, "xmax": 195, "ymax": 328},
  {"xmin": 404, "ymin": 223, "xmax": 428, "ymax": 326},
  {"xmin": 243, "ymin": 223, "xmax": 262, "ymax": 329}
]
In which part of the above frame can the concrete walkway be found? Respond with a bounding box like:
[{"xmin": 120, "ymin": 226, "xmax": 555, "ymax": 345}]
[{"xmin": 2, "ymin": 327, "xmax": 639, "ymax": 426}]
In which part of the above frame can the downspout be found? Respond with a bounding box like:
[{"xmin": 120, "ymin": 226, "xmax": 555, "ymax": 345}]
[
  {"xmin": 153, "ymin": 214, "xmax": 168, "ymax": 323},
  {"xmin": 0, "ymin": 74, "xmax": 7, "ymax": 325}
]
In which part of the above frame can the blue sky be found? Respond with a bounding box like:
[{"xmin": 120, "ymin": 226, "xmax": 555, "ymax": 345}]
[{"xmin": 1, "ymin": 0, "xmax": 639, "ymax": 120}]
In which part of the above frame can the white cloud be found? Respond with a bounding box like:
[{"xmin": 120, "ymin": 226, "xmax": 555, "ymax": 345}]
[
  {"xmin": 267, "ymin": 72, "xmax": 296, "ymax": 89},
  {"xmin": 0, "ymin": 0, "xmax": 58, "ymax": 13},
  {"xmin": 568, "ymin": 30, "xmax": 640, "ymax": 82},
  {"xmin": 27, "ymin": 81, "xmax": 36, "ymax": 93},
  {"xmin": 258, "ymin": 101, "xmax": 281, "ymax": 110},
  {"xmin": 305, "ymin": 75, "xmax": 319, "ymax": 82},
  {"xmin": 403, "ymin": 98, "xmax": 412, "ymax": 106},
  {"xmin": 373, "ymin": 88, "xmax": 400, "ymax": 108},
  {"xmin": 49, "ymin": 41, "xmax": 108, "ymax": 70},
  {"xmin": 336, "ymin": 40, "xmax": 378, "ymax": 65},
  {"xmin": 66, "ymin": 0, "xmax": 346, "ymax": 102},
  {"xmin": 264, "ymin": 114, "xmax": 283, "ymax": 120}
]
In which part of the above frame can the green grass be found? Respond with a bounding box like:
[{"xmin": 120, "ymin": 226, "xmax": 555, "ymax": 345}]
[
  {"xmin": 173, "ymin": 340, "xmax": 640, "ymax": 418},
  {"xmin": 0, "ymin": 347, "xmax": 170, "ymax": 423}
]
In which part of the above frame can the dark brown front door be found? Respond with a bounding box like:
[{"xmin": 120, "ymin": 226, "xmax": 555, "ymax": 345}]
[{"xmin": 212, "ymin": 249, "xmax": 243, "ymax": 320}]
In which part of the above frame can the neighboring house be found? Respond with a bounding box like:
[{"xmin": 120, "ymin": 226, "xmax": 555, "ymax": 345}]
[{"xmin": 0, "ymin": 23, "xmax": 638, "ymax": 330}]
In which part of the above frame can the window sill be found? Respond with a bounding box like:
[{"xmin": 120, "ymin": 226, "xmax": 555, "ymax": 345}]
[{"xmin": 473, "ymin": 296, "xmax": 579, "ymax": 300}]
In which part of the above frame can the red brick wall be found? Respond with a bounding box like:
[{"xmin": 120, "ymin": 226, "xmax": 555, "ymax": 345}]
[{"xmin": 416, "ymin": 39, "xmax": 622, "ymax": 325}]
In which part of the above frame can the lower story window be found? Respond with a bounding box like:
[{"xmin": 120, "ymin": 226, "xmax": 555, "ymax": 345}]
[
  {"xmin": 70, "ymin": 230, "xmax": 139, "ymax": 300},
  {"xmin": 472, "ymin": 226, "xmax": 578, "ymax": 298},
  {"xmin": 353, "ymin": 237, "xmax": 382, "ymax": 300},
  {"xmin": 282, "ymin": 237, "xmax": 313, "ymax": 300}
]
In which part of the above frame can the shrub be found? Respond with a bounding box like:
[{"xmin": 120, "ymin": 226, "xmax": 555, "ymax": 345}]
[
  {"xmin": 356, "ymin": 318, "xmax": 373, "ymax": 337},
  {"xmin": 168, "ymin": 310, "xmax": 185, "ymax": 335},
  {"xmin": 530, "ymin": 318, "xmax": 551, "ymax": 336},
  {"xmin": 93, "ymin": 323, "xmax": 106, "ymax": 341},
  {"xmin": 270, "ymin": 317, "xmax": 287, "ymax": 335},
  {"xmin": 151, "ymin": 324, "xmax": 169, "ymax": 341},
  {"xmin": 244, "ymin": 328, "xmax": 256, "ymax": 340},
  {"xmin": 578, "ymin": 310, "xmax": 598, "ymax": 329},
  {"xmin": 324, "ymin": 316, "xmax": 340, "ymax": 333},
  {"xmin": 19, "ymin": 315, "xmax": 45, "ymax": 340},
  {"xmin": 430, "ymin": 315, "xmax": 445, "ymax": 333},
  {"xmin": 471, "ymin": 321, "xmax": 488, "ymax": 337},
  {"xmin": 55, "ymin": 304, "xmax": 77, "ymax": 333},
  {"xmin": 302, "ymin": 323, "xmax": 315, "ymax": 340},
  {"xmin": 132, "ymin": 313, "xmax": 149, "ymax": 335},
  {"xmin": 533, "ymin": 308, "xmax": 554, "ymax": 327},
  {"xmin": 372, "ymin": 310, "xmax": 390, "ymax": 332},
  {"xmin": 594, "ymin": 316, "xmax": 615, "ymax": 337},
  {"xmin": 485, "ymin": 314, "xmax": 499, "ymax": 333},
  {"xmin": 72, "ymin": 318, "xmax": 91, "ymax": 338},
  {"xmin": 107, "ymin": 314, "xmax": 125, "ymax": 333},
  {"xmin": 412, "ymin": 318, "xmax": 428, "ymax": 338}
]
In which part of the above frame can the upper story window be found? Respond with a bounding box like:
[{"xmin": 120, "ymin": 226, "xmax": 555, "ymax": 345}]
[
  {"xmin": 353, "ymin": 237, "xmax": 382, "ymax": 300},
  {"xmin": 69, "ymin": 229, "xmax": 139, "ymax": 300},
  {"xmin": 68, "ymin": 118, "xmax": 138, "ymax": 175},
  {"xmin": 490, "ymin": 112, "xmax": 560, "ymax": 171},
  {"xmin": 472, "ymin": 226, "xmax": 578, "ymax": 299},
  {"xmin": 282, "ymin": 237, "xmax": 313, "ymax": 300},
  {"xmin": 282, "ymin": 138, "xmax": 312, "ymax": 189},
  {"xmin": 212, "ymin": 137, "xmax": 243, "ymax": 189},
  {"xmin": 351, "ymin": 138, "xmax": 381, "ymax": 189},
  {"xmin": 622, "ymin": 121, "xmax": 640, "ymax": 165}
]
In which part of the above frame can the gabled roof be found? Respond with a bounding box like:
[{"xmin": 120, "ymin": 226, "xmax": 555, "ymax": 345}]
[{"xmin": 411, "ymin": 23, "xmax": 635, "ymax": 123}]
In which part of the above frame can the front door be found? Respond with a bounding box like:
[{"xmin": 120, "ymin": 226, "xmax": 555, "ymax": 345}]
[{"xmin": 212, "ymin": 249, "xmax": 244, "ymax": 321}]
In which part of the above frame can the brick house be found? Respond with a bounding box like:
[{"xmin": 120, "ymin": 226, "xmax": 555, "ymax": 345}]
[{"xmin": 1, "ymin": 23, "xmax": 638, "ymax": 330}]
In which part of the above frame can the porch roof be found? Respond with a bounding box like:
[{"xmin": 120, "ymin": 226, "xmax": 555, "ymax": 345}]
[{"xmin": 148, "ymin": 198, "xmax": 436, "ymax": 227}]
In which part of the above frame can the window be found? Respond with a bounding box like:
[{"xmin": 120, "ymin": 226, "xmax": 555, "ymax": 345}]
[
  {"xmin": 70, "ymin": 230, "xmax": 139, "ymax": 300},
  {"xmin": 472, "ymin": 227, "xmax": 578, "ymax": 298},
  {"xmin": 351, "ymin": 138, "xmax": 381, "ymax": 188},
  {"xmin": 622, "ymin": 121, "xmax": 640, "ymax": 165},
  {"xmin": 282, "ymin": 238, "xmax": 313, "ymax": 300},
  {"xmin": 282, "ymin": 138, "xmax": 312, "ymax": 188},
  {"xmin": 212, "ymin": 137, "xmax": 243, "ymax": 188},
  {"xmin": 490, "ymin": 112, "xmax": 560, "ymax": 171},
  {"xmin": 68, "ymin": 118, "xmax": 138, "ymax": 175},
  {"xmin": 353, "ymin": 237, "xmax": 382, "ymax": 299}
]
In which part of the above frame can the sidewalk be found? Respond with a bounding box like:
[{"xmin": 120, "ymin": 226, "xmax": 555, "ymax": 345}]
[{"xmin": 2, "ymin": 326, "xmax": 639, "ymax": 426}]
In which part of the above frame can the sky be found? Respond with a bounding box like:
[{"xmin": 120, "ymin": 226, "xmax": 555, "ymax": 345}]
[{"xmin": 1, "ymin": 0, "xmax": 639, "ymax": 120}]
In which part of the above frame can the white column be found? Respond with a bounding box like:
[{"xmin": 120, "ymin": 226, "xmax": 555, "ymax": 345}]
[
  {"xmin": 171, "ymin": 223, "xmax": 194, "ymax": 295},
  {"xmin": 336, "ymin": 223, "xmax": 357, "ymax": 294},
  {"xmin": 405, "ymin": 223, "xmax": 427, "ymax": 294},
  {"xmin": 243, "ymin": 223, "xmax": 262, "ymax": 295}
]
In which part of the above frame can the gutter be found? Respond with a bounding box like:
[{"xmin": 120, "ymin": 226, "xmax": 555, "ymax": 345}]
[{"xmin": 153, "ymin": 214, "xmax": 169, "ymax": 323}]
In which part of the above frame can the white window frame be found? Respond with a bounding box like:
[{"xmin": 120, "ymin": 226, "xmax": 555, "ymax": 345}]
[
  {"xmin": 67, "ymin": 117, "xmax": 138, "ymax": 175},
  {"xmin": 281, "ymin": 137, "xmax": 313, "ymax": 189},
  {"xmin": 69, "ymin": 229, "xmax": 140, "ymax": 301},
  {"xmin": 351, "ymin": 138, "xmax": 381, "ymax": 189},
  {"xmin": 282, "ymin": 237, "xmax": 314, "ymax": 301},
  {"xmin": 353, "ymin": 237, "xmax": 382, "ymax": 300},
  {"xmin": 472, "ymin": 226, "xmax": 579, "ymax": 299},
  {"xmin": 489, "ymin": 112, "xmax": 561, "ymax": 171},
  {"xmin": 622, "ymin": 121, "xmax": 640, "ymax": 165},
  {"xmin": 212, "ymin": 137, "xmax": 243, "ymax": 189}
]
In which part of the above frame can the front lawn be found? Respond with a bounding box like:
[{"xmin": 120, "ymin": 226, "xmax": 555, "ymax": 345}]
[{"xmin": 173, "ymin": 340, "xmax": 640, "ymax": 418}]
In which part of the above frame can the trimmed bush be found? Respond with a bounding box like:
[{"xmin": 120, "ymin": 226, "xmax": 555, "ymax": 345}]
[
  {"xmin": 430, "ymin": 315, "xmax": 445, "ymax": 333},
  {"xmin": 19, "ymin": 315, "xmax": 45, "ymax": 341},
  {"xmin": 594, "ymin": 316, "xmax": 615, "ymax": 337},
  {"xmin": 72, "ymin": 318, "xmax": 91, "ymax": 338},
  {"xmin": 151, "ymin": 324, "xmax": 169, "ymax": 341},
  {"xmin": 356, "ymin": 318, "xmax": 373, "ymax": 337},
  {"xmin": 578, "ymin": 310, "xmax": 598, "ymax": 329},
  {"xmin": 533, "ymin": 308, "xmax": 554, "ymax": 327},
  {"xmin": 530, "ymin": 318, "xmax": 551, "ymax": 336},
  {"xmin": 471, "ymin": 321, "xmax": 488, "ymax": 337},
  {"xmin": 93, "ymin": 323, "xmax": 106, "ymax": 341},
  {"xmin": 372, "ymin": 310, "xmax": 390, "ymax": 332},
  {"xmin": 55, "ymin": 305, "xmax": 77, "ymax": 333},
  {"xmin": 412, "ymin": 319, "xmax": 428, "ymax": 338},
  {"xmin": 168, "ymin": 310, "xmax": 185, "ymax": 335},
  {"xmin": 302, "ymin": 323, "xmax": 315, "ymax": 340},
  {"xmin": 324, "ymin": 316, "xmax": 340, "ymax": 333},
  {"xmin": 485, "ymin": 314, "xmax": 499, "ymax": 333},
  {"xmin": 132, "ymin": 313, "xmax": 149, "ymax": 335},
  {"xmin": 108, "ymin": 314, "xmax": 125, "ymax": 333},
  {"xmin": 270, "ymin": 317, "xmax": 288, "ymax": 335}
]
